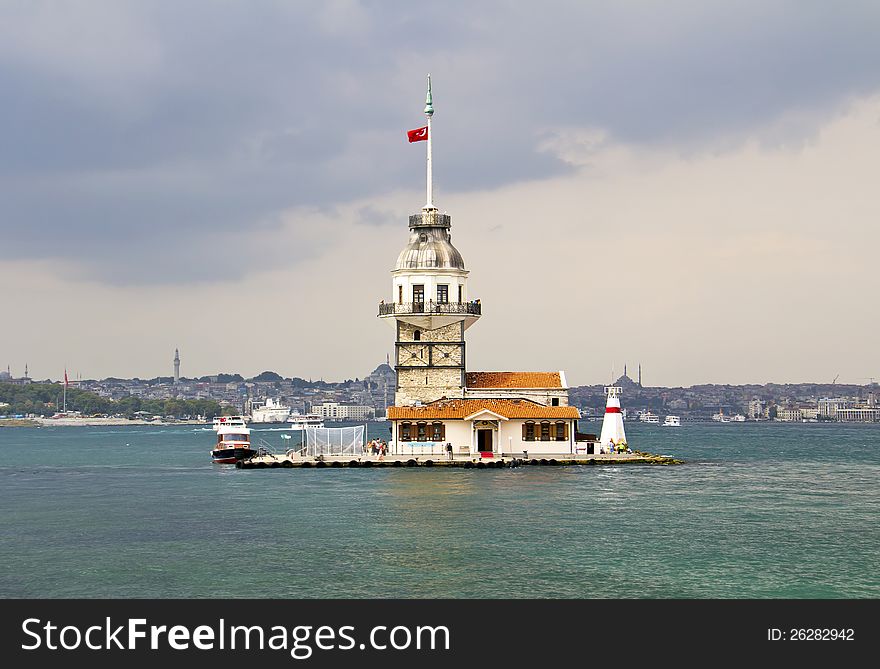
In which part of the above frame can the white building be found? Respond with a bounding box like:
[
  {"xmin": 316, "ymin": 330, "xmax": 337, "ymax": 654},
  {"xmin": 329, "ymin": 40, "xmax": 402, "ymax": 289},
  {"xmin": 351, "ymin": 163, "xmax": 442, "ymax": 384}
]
[
  {"xmin": 382, "ymin": 78, "xmax": 581, "ymax": 457},
  {"xmin": 818, "ymin": 397, "xmax": 854, "ymax": 418},
  {"xmin": 311, "ymin": 402, "xmax": 375, "ymax": 421}
]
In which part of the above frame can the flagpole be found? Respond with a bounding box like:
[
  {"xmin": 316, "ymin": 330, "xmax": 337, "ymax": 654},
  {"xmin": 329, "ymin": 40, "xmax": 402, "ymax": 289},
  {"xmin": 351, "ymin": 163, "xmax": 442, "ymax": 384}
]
[{"xmin": 424, "ymin": 74, "xmax": 434, "ymax": 210}]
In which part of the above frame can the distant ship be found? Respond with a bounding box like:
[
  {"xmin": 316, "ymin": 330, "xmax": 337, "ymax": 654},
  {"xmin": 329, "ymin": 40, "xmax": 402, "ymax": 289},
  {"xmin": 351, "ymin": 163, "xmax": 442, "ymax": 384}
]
[
  {"xmin": 250, "ymin": 398, "xmax": 291, "ymax": 424},
  {"xmin": 640, "ymin": 411, "xmax": 660, "ymax": 424},
  {"xmin": 663, "ymin": 415, "xmax": 681, "ymax": 427},
  {"xmin": 288, "ymin": 413, "xmax": 325, "ymax": 431}
]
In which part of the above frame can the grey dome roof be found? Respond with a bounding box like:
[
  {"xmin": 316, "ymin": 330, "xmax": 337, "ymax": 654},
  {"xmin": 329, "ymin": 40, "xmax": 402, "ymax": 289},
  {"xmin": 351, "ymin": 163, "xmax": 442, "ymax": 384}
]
[{"xmin": 394, "ymin": 211, "xmax": 465, "ymax": 270}]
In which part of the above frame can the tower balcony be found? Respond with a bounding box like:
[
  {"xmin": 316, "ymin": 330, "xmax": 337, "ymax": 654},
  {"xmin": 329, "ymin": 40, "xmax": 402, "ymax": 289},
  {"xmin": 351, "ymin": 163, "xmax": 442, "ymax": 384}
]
[{"xmin": 378, "ymin": 300, "xmax": 481, "ymax": 331}]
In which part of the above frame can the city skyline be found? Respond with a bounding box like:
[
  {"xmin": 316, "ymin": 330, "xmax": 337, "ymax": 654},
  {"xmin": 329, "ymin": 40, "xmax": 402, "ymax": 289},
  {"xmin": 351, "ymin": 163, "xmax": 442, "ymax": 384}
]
[{"xmin": 2, "ymin": 3, "xmax": 880, "ymax": 386}]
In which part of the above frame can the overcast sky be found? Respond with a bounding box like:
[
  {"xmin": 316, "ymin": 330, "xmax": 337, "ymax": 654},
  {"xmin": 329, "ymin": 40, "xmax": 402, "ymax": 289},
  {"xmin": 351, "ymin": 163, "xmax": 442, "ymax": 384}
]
[{"xmin": 2, "ymin": 1, "xmax": 880, "ymax": 386}]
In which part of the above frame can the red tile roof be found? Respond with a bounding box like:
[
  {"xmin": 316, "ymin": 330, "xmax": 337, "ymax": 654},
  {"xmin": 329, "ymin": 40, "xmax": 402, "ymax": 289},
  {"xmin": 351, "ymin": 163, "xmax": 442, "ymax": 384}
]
[
  {"xmin": 388, "ymin": 398, "xmax": 580, "ymax": 420},
  {"xmin": 466, "ymin": 371, "xmax": 563, "ymax": 389}
]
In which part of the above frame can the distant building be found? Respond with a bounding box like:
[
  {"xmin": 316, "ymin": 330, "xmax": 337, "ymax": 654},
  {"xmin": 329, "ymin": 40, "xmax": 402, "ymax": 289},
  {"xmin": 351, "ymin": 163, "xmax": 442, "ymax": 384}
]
[
  {"xmin": 747, "ymin": 398, "xmax": 765, "ymax": 420},
  {"xmin": 818, "ymin": 398, "xmax": 853, "ymax": 419},
  {"xmin": 836, "ymin": 407, "xmax": 880, "ymax": 423},
  {"xmin": 775, "ymin": 408, "xmax": 803, "ymax": 422},
  {"xmin": 310, "ymin": 402, "xmax": 375, "ymax": 421}
]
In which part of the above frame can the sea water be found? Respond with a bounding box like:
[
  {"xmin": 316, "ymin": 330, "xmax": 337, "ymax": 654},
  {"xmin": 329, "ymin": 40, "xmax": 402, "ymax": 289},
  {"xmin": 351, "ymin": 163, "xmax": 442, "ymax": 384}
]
[{"xmin": 0, "ymin": 421, "xmax": 877, "ymax": 598}]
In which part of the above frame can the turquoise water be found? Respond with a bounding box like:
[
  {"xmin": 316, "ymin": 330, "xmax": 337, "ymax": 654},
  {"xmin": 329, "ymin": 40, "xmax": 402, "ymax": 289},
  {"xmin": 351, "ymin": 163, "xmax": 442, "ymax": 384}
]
[{"xmin": 0, "ymin": 421, "xmax": 877, "ymax": 598}]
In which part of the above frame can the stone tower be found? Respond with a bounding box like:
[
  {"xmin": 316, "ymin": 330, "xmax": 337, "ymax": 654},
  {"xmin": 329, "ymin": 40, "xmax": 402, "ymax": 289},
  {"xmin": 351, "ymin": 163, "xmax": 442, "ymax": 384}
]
[
  {"xmin": 378, "ymin": 76, "xmax": 481, "ymax": 406},
  {"xmin": 173, "ymin": 348, "xmax": 180, "ymax": 385}
]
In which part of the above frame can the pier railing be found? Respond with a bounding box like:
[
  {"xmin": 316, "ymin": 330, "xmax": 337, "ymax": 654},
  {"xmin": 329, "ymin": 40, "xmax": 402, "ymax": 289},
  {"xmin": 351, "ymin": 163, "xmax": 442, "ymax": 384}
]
[{"xmin": 378, "ymin": 301, "xmax": 481, "ymax": 317}]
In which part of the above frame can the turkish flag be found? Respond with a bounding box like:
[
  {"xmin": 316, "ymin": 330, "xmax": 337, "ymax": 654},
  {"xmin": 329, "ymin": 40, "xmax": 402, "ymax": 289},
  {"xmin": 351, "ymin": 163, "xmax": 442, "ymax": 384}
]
[
  {"xmin": 407, "ymin": 126, "xmax": 428, "ymax": 142},
  {"xmin": 64, "ymin": 369, "xmax": 69, "ymax": 387}
]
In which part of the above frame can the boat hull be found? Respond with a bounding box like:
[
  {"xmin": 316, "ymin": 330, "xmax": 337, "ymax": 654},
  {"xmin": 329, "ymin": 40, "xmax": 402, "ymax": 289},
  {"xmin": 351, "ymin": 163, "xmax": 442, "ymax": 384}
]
[{"xmin": 211, "ymin": 447, "xmax": 256, "ymax": 464}]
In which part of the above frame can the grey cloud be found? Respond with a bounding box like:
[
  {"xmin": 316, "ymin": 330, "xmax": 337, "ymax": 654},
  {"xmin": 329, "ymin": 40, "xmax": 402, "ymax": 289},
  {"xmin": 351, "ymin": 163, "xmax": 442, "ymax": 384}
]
[{"xmin": 2, "ymin": 1, "xmax": 880, "ymax": 284}]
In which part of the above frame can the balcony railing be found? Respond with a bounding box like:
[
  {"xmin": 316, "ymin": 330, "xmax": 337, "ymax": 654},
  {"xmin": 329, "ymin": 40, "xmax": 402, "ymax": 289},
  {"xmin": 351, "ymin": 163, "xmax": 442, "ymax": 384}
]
[{"xmin": 378, "ymin": 301, "xmax": 481, "ymax": 317}]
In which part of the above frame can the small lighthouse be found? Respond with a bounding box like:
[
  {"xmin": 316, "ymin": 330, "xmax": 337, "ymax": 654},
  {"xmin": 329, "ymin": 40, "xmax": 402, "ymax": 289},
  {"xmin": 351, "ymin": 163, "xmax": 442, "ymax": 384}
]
[{"xmin": 599, "ymin": 386, "xmax": 627, "ymax": 452}]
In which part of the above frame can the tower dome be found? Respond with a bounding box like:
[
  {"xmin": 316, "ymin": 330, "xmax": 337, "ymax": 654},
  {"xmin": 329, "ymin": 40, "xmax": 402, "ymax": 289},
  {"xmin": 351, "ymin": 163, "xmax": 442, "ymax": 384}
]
[{"xmin": 395, "ymin": 211, "xmax": 465, "ymax": 271}]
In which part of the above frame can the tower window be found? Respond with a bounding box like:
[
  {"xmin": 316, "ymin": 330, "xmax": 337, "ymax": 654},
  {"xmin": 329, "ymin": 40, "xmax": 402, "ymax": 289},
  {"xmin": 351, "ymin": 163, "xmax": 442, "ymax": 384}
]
[
  {"xmin": 413, "ymin": 285, "xmax": 424, "ymax": 304},
  {"xmin": 437, "ymin": 285, "xmax": 449, "ymax": 304},
  {"xmin": 458, "ymin": 285, "xmax": 463, "ymax": 303},
  {"xmin": 419, "ymin": 233, "xmax": 428, "ymax": 242},
  {"xmin": 551, "ymin": 398, "xmax": 559, "ymax": 406},
  {"xmin": 398, "ymin": 285, "xmax": 403, "ymax": 305},
  {"xmin": 413, "ymin": 330, "xmax": 421, "ymax": 341}
]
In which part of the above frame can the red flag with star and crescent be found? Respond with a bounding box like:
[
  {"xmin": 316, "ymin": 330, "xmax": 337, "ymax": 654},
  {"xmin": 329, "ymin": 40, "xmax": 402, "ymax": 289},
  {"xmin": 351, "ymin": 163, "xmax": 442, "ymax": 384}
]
[{"xmin": 407, "ymin": 126, "xmax": 428, "ymax": 143}]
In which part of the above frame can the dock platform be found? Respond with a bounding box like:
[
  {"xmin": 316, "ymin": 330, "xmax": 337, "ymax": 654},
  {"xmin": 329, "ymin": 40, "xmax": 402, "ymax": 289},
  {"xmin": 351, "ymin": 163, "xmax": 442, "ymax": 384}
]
[{"xmin": 236, "ymin": 451, "xmax": 682, "ymax": 469}]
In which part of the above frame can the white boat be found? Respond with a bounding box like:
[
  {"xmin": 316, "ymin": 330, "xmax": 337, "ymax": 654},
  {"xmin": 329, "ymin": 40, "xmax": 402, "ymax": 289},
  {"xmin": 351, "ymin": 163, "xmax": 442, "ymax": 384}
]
[
  {"xmin": 663, "ymin": 415, "xmax": 681, "ymax": 427},
  {"xmin": 730, "ymin": 414, "xmax": 746, "ymax": 422},
  {"xmin": 250, "ymin": 397, "xmax": 291, "ymax": 424},
  {"xmin": 288, "ymin": 413, "xmax": 325, "ymax": 431},
  {"xmin": 712, "ymin": 411, "xmax": 730, "ymax": 423},
  {"xmin": 639, "ymin": 411, "xmax": 660, "ymax": 424},
  {"xmin": 212, "ymin": 415, "xmax": 248, "ymax": 431},
  {"xmin": 211, "ymin": 421, "xmax": 254, "ymax": 464}
]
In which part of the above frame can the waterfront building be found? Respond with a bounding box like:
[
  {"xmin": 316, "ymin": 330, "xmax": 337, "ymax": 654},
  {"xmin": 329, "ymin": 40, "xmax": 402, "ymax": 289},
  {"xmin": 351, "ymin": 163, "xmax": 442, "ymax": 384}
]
[
  {"xmin": 310, "ymin": 402, "xmax": 375, "ymax": 421},
  {"xmin": 747, "ymin": 398, "xmax": 765, "ymax": 420},
  {"xmin": 775, "ymin": 408, "xmax": 803, "ymax": 422},
  {"xmin": 836, "ymin": 407, "xmax": 880, "ymax": 423},
  {"xmin": 817, "ymin": 397, "xmax": 853, "ymax": 418},
  {"xmin": 381, "ymin": 77, "xmax": 580, "ymax": 457}
]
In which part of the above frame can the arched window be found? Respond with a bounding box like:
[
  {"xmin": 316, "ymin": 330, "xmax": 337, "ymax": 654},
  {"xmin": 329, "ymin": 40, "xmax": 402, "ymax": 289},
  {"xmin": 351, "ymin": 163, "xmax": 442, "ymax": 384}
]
[
  {"xmin": 540, "ymin": 421, "xmax": 551, "ymax": 441},
  {"xmin": 417, "ymin": 422, "xmax": 427, "ymax": 441},
  {"xmin": 522, "ymin": 421, "xmax": 536, "ymax": 442},
  {"xmin": 555, "ymin": 421, "xmax": 567, "ymax": 441},
  {"xmin": 431, "ymin": 422, "xmax": 444, "ymax": 441},
  {"xmin": 401, "ymin": 423, "xmax": 412, "ymax": 441},
  {"xmin": 413, "ymin": 330, "xmax": 421, "ymax": 341}
]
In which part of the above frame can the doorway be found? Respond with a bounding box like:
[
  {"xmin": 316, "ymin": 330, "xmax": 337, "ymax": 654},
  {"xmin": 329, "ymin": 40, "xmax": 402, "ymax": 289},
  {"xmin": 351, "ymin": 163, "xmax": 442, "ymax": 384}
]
[{"xmin": 477, "ymin": 429, "xmax": 493, "ymax": 453}]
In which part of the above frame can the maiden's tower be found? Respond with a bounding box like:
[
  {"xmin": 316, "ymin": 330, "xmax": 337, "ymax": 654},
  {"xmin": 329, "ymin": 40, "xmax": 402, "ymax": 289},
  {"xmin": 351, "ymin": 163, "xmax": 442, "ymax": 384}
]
[{"xmin": 380, "ymin": 77, "xmax": 581, "ymax": 458}]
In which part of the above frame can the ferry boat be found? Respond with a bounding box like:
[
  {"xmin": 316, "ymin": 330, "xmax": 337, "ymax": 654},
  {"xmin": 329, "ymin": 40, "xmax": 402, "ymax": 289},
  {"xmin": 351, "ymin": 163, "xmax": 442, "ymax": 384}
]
[
  {"xmin": 288, "ymin": 413, "xmax": 325, "ymax": 431},
  {"xmin": 211, "ymin": 421, "xmax": 255, "ymax": 464},
  {"xmin": 250, "ymin": 397, "xmax": 291, "ymax": 424},
  {"xmin": 639, "ymin": 411, "xmax": 660, "ymax": 424},
  {"xmin": 663, "ymin": 415, "xmax": 681, "ymax": 427}
]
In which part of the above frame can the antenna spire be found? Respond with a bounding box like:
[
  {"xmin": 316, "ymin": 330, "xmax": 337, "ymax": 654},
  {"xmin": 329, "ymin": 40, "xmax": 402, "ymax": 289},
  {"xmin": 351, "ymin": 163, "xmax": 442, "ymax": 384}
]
[{"xmin": 424, "ymin": 74, "xmax": 435, "ymax": 210}]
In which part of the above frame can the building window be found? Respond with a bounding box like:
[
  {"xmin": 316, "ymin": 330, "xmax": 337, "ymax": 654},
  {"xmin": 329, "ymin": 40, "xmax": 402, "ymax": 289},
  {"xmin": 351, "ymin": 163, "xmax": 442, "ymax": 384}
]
[
  {"xmin": 540, "ymin": 421, "xmax": 550, "ymax": 441},
  {"xmin": 555, "ymin": 421, "xmax": 567, "ymax": 441},
  {"xmin": 431, "ymin": 422, "xmax": 444, "ymax": 440},
  {"xmin": 437, "ymin": 285, "xmax": 449, "ymax": 304},
  {"xmin": 401, "ymin": 423, "xmax": 411, "ymax": 441},
  {"xmin": 523, "ymin": 421, "xmax": 536, "ymax": 442},
  {"xmin": 458, "ymin": 285, "xmax": 463, "ymax": 303},
  {"xmin": 551, "ymin": 397, "xmax": 559, "ymax": 406},
  {"xmin": 398, "ymin": 285, "xmax": 403, "ymax": 305},
  {"xmin": 412, "ymin": 285, "xmax": 424, "ymax": 304},
  {"xmin": 413, "ymin": 330, "xmax": 421, "ymax": 341},
  {"xmin": 417, "ymin": 422, "xmax": 427, "ymax": 441}
]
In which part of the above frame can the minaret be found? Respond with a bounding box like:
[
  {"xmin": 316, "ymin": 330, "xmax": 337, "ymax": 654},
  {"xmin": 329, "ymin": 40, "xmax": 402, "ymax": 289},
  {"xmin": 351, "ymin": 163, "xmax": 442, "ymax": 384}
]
[
  {"xmin": 379, "ymin": 76, "xmax": 481, "ymax": 406},
  {"xmin": 638, "ymin": 364, "xmax": 642, "ymax": 388},
  {"xmin": 173, "ymin": 348, "xmax": 180, "ymax": 385}
]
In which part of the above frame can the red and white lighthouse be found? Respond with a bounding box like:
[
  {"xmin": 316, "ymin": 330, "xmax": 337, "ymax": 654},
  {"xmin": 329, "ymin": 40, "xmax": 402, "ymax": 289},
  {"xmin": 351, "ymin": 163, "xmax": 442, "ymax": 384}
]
[{"xmin": 599, "ymin": 386, "xmax": 627, "ymax": 452}]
